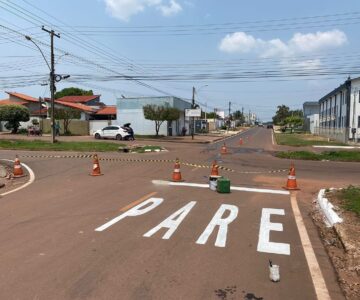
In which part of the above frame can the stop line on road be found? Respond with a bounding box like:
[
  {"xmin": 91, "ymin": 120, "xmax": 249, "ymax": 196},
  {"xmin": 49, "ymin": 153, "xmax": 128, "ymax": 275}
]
[{"xmin": 95, "ymin": 197, "xmax": 290, "ymax": 256}]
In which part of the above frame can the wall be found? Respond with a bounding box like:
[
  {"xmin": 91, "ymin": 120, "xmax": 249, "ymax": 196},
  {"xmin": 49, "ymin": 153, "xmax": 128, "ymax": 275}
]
[
  {"xmin": 89, "ymin": 120, "xmax": 114, "ymax": 135},
  {"xmin": 308, "ymin": 114, "xmax": 319, "ymax": 134},
  {"xmin": 41, "ymin": 119, "xmax": 89, "ymax": 135},
  {"xmin": 117, "ymin": 96, "xmax": 192, "ymax": 136}
]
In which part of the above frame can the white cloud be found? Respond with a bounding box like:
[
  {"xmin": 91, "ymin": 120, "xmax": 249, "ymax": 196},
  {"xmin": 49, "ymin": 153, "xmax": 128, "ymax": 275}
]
[
  {"xmin": 219, "ymin": 30, "xmax": 347, "ymax": 58},
  {"xmin": 158, "ymin": 0, "xmax": 182, "ymax": 17},
  {"xmin": 219, "ymin": 32, "xmax": 262, "ymax": 53},
  {"xmin": 103, "ymin": 0, "xmax": 182, "ymax": 21},
  {"xmin": 289, "ymin": 30, "xmax": 347, "ymax": 53}
]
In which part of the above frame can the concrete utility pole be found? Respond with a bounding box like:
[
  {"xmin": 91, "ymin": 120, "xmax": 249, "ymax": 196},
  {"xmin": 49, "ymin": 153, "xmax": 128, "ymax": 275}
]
[
  {"xmin": 242, "ymin": 107, "xmax": 244, "ymax": 125},
  {"xmin": 228, "ymin": 101, "xmax": 231, "ymax": 129},
  {"xmin": 191, "ymin": 86, "xmax": 195, "ymax": 140},
  {"xmin": 42, "ymin": 26, "xmax": 60, "ymax": 143}
]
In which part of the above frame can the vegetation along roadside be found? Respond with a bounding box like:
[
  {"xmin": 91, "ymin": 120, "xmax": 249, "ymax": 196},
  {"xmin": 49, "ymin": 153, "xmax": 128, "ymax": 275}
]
[
  {"xmin": 0, "ymin": 140, "xmax": 161, "ymax": 153},
  {"xmin": 276, "ymin": 150, "xmax": 360, "ymax": 162}
]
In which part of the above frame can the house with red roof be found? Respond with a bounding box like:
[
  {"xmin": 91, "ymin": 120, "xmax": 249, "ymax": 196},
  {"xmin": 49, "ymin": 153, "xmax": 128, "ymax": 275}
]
[{"xmin": 0, "ymin": 91, "xmax": 117, "ymax": 134}]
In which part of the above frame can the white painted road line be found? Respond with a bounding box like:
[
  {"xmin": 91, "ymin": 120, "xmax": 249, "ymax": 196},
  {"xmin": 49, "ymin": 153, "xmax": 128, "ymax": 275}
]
[
  {"xmin": 0, "ymin": 159, "xmax": 35, "ymax": 197},
  {"xmin": 313, "ymin": 145, "xmax": 359, "ymax": 149},
  {"xmin": 290, "ymin": 193, "xmax": 331, "ymax": 300},
  {"xmin": 152, "ymin": 180, "xmax": 290, "ymax": 195},
  {"xmin": 95, "ymin": 197, "xmax": 163, "ymax": 232}
]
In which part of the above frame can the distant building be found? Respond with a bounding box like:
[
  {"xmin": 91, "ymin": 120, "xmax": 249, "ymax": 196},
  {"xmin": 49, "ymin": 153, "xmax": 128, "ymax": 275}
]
[
  {"xmin": 116, "ymin": 96, "xmax": 192, "ymax": 136},
  {"xmin": 318, "ymin": 77, "xmax": 360, "ymax": 143},
  {"xmin": 303, "ymin": 101, "xmax": 319, "ymax": 132}
]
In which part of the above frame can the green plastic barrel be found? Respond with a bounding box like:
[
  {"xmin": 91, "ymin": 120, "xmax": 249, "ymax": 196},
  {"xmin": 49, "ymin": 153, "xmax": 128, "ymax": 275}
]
[{"xmin": 217, "ymin": 177, "xmax": 231, "ymax": 193}]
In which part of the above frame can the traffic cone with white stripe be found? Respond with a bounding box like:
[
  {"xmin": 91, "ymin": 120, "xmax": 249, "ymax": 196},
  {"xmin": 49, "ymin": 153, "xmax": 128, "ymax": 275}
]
[
  {"xmin": 90, "ymin": 154, "xmax": 103, "ymax": 176},
  {"xmin": 172, "ymin": 158, "xmax": 183, "ymax": 182},
  {"xmin": 210, "ymin": 160, "xmax": 219, "ymax": 176},
  {"xmin": 220, "ymin": 143, "xmax": 228, "ymax": 154},
  {"xmin": 284, "ymin": 163, "xmax": 299, "ymax": 190},
  {"xmin": 13, "ymin": 155, "xmax": 25, "ymax": 178}
]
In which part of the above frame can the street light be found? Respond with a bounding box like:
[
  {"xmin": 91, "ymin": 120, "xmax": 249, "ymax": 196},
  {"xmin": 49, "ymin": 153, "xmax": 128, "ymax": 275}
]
[
  {"xmin": 25, "ymin": 33, "xmax": 69, "ymax": 143},
  {"xmin": 25, "ymin": 35, "xmax": 50, "ymax": 71}
]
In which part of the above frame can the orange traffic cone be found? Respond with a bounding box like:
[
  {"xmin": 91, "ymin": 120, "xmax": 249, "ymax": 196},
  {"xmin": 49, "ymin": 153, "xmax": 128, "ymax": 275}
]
[
  {"xmin": 239, "ymin": 138, "xmax": 243, "ymax": 145},
  {"xmin": 210, "ymin": 160, "xmax": 219, "ymax": 176},
  {"xmin": 220, "ymin": 143, "xmax": 228, "ymax": 154},
  {"xmin": 13, "ymin": 155, "xmax": 25, "ymax": 178},
  {"xmin": 90, "ymin": 154, "xmax": 103, "ymax": 176},
  {"xmin": 172, "ymin": 158, "xmax": 183, "ymax": 182},
  {"xmin": 284, "ymin": 163, "xmax": 299, "ymax": 190}
]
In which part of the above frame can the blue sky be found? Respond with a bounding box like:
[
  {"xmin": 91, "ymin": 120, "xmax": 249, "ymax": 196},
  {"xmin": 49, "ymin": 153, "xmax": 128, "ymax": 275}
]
[{"xmin": 1, "ymin": 0, "xmax": 360, "ymax": 120}]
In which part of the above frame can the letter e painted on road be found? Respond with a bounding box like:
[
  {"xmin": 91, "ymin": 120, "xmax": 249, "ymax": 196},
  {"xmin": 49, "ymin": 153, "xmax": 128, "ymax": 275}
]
[
  {"xmin": 143, "ymin": 201, "xmax": 197, "ymax": 239},
  {"xmin": 257, "ymin": 208, "xmax": 290, "ymax": 255},
  {"xmin": 95, "ymin": 198, "xmax": 164, "ymax": 232},
  {"xmin": 196, "ymin": 204, "xmax": 238, "ymax": 248}
]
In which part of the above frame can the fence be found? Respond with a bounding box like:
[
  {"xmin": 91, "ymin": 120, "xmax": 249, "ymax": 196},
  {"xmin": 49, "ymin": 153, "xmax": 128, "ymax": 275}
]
[{"xmin": 314, "ymin": 127, "xmax": 348, "ymax": 143}]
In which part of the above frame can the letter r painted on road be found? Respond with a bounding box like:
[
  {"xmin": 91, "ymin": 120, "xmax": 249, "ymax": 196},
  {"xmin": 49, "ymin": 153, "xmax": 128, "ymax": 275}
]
[
  {"xmin": 257, "ymin": 208, "xmax": 290, "ymax": 255},
  {"xmin": 95, "ymin": 198, "xmax": 164, "ymax": 232},
  {"xmin": 196, "ymin": 204, "xmax": 238, "ymax": 248},
  {"xmin": 143, "ymin": 201, "xmax": 197, "ymax": 239}
]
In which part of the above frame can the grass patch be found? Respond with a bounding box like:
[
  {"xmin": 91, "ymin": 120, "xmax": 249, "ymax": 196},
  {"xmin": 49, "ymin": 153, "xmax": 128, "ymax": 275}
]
[
  {"xmin": 0, "ymin": 139, "xmax": 123, "ymax": 152},
  {"xmin": 275, "ymin": 133, "xmax": 346, "ymax": 147},
  {"xmin": 276, "ymin": 150, "xmax": 360, "ymax": 162},
  {"xmin": 336, "ymin": 185, "xmax": 360, "ymax": 216}
]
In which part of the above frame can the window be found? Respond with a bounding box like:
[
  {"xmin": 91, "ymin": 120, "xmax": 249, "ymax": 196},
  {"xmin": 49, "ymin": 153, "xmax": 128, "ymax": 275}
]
[{"xmin": 358, "ymin": 116, "xmax": 360, "ymax": 128}]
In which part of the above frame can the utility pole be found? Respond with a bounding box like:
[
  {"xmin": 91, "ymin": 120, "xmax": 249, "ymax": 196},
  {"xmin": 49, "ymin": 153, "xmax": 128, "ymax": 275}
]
[
  {"xmin": 42, "ymin": 26, "xmax": 60, "ymax": 143},
  {"xmin": 249, "ymin": 110, "xmax": 251, "ymax": 126},
  {"xmin": 242, "ymin": 107, "xmax": 244, "ymax": 125},
  {"xmin": 228, "ymin": 101, "xmax": 231, "ymax": 129},
  {"xmin": 191, "ymin": 86, "xmax": 195, "ymax": 140}
]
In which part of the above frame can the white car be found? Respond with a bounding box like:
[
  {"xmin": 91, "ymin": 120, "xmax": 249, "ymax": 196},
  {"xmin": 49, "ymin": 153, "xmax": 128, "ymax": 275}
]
[{"xmin": 94, "ymin": 125, "xmax": 129, "ymax": 140}]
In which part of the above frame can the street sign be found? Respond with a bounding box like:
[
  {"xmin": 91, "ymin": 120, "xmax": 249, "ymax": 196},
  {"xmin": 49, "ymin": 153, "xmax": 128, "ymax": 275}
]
[{"xmin": 185, "ymin": 109, "xmax": 201, "ymax": 117}]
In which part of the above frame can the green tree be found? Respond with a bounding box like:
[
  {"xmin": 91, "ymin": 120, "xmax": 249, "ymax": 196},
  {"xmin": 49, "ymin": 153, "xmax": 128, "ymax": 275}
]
[
  {"xmin": 201, "ymin": 111, "xmax": 220, "ymax": 119},
  {"xmin": 284, "ymin": 115, "xmax": 304, "ymax": 133},
  {"xmin": 289, "ymin": 109, "xmax": 303, "ymax": 117},
  {"xmin": 272, "ymin": 105, "xmax": 290, "ymax": 125},
  {"xmin": 143, "ymin": 105, "xmax": 180, "ymax": 136},
  {"xmin": 232, "ymin": 110, "xmax": 245, "ymax": 123},
  {"xmin": 55, "ymin": 87, "xmax": 93, "ymax": 99},
  {"xmin": 0, "ymin": 105, "xmax": 30, "ymax": 133},
  {"xmin": 51, "ymin": 108, "xmax": 81, "ymax": 135}
]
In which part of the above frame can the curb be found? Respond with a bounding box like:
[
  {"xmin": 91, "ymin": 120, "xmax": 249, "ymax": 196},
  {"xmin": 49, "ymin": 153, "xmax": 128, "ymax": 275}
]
[{"xmin": 316, "ymin": 188, "xmax": 343, "ymax": 227}]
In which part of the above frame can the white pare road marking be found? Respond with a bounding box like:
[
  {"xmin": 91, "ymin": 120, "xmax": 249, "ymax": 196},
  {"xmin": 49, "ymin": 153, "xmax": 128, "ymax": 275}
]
[
  {"xmin": 196, "ymin": 204, "xmax": 238, "ymax": 248},
  {"xmin": 144, "ymin": 201, "xmax": 197, "ymax": 239},
  {"xmin": 95, "ymin": 197, "xmax": 163, "ymax": 232},
  {"xmin": 257, "ymin": 208, "xmax": 290, "ymax": 255},
  {"xmin": 291, "ymin": 193, "xmax": 331, "ymax": 300},
  {"xmin": 0, "ymin": 159, "xmax": 35, "ymax": 197}
]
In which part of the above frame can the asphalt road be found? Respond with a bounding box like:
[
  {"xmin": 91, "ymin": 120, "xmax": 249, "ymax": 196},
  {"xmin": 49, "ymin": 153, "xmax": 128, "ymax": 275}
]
[{"xmin": 0, "ymin": 127, "xmax": 355, "ymax": 299}]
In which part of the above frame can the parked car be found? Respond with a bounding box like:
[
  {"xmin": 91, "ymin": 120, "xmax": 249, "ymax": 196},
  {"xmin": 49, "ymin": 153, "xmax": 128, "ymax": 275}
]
[
  {"xmin": 267, "ymin": 124, "xmax": 273, "ymax": 129},
  {"xmin": 94, "ymin": 125, "xmax": 130, "ymax": 140}
]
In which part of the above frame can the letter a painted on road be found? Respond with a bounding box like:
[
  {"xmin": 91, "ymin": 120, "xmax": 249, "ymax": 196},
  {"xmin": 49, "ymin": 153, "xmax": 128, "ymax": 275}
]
[
  {"xmin": 257, "ymin": 208, "xmax": 290, "ymax": 255},
  {"xmin": 196, "ymin": 204, "xmax": 238, "ymax": 248},
  {"xmin": 143, "ymin": 201, "xmax": 197, "ymax": 239},
  {"xmin": 95, "ymin": 198, "xmax": 164, "ymax": 232}
]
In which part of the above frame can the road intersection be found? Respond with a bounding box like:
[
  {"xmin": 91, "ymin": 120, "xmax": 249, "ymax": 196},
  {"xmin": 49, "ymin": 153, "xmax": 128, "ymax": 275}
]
[{"xmin": 0, "ymin": 127, "xmax": 355, "ymax": 299}]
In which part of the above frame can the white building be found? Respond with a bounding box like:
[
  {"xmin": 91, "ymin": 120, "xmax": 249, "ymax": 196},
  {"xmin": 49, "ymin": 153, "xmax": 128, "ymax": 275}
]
[
  {"xmin": 318, "ymin": 77, "xmax": 360, "ymax": 143},
  {"xmin": 116, "ymin": 96, "xmax": 192, "ymax": 136}
]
